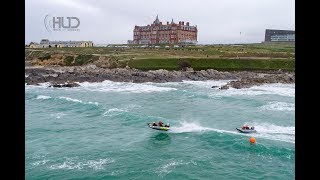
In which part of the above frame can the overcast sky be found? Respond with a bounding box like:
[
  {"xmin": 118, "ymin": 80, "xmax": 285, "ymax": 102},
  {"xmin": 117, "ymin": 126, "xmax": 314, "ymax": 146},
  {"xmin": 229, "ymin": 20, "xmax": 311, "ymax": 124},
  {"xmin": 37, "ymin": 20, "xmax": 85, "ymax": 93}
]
[{"xmin": 25, "ymin": 0, "xmax": 295, "ymax": 44}]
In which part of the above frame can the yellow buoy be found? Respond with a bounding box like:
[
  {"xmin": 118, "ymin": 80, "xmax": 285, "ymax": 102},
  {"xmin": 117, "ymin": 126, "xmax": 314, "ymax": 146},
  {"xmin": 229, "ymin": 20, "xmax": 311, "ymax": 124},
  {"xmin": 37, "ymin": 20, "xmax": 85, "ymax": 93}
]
[{"xmin": 249, "ymin": 137, "xmax": 256, "ymax": 144}]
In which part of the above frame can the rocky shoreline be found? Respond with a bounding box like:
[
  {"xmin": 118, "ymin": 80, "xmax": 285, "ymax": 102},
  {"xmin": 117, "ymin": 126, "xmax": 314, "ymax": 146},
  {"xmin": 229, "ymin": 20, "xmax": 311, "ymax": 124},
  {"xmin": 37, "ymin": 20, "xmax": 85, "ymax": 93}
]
[{"xmin": 25, "ymin": 65, "xmax": 295, "ymax": 89}]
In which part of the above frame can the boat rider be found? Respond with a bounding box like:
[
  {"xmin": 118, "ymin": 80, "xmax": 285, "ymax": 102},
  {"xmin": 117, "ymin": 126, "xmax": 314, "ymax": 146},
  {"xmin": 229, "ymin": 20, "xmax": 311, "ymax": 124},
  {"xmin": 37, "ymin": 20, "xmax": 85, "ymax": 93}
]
[
  {"xmin": 242, "ymin": 125, "xmax": 250, "ymax": 130},
  {"xmin": 158, "ymin": 121, "xmax": 163, "ymax": 127}
]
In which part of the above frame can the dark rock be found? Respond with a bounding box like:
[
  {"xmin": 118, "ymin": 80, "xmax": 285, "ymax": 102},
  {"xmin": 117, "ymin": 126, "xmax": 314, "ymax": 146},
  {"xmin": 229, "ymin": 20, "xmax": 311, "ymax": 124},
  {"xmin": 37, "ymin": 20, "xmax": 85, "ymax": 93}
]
[
  {"xmin": 219, "ymin": 85, "xmax": 229, "ymax": 90},
  {"xmin": 25, "ymin": 66, "xmax": 295, "ymax": 88},
  {"xmin": 49, "ymin": 82, "xmax": 80, "ymax": 88}
]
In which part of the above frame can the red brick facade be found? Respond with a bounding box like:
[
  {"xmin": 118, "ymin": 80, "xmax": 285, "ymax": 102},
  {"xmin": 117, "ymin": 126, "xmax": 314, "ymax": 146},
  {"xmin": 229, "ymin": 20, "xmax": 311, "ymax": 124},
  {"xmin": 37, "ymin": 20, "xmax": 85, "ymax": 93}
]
[{"xmin": 133, "ymin": 15, "xmax": 197, "ymax": 45}]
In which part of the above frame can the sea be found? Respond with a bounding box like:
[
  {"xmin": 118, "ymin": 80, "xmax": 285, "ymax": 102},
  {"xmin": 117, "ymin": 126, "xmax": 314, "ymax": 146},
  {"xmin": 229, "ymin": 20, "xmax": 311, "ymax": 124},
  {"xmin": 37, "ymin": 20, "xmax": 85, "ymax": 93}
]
[{"xmin": 25, "ymin": 80, "xmax": 295, "ymax": 179}]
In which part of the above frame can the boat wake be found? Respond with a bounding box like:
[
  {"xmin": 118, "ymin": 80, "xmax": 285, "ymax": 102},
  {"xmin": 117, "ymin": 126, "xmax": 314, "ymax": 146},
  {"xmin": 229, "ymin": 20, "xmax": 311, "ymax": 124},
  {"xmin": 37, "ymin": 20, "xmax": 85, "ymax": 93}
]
[{"xmin": 170, "ymin": 121, "xmax": 294, "ymax": 144}]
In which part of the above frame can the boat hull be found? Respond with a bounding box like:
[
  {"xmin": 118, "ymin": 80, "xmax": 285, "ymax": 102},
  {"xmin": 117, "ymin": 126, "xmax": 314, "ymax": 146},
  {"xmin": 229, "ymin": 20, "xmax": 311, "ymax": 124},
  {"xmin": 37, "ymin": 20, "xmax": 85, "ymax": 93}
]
[
  {"xmin": 147, "ymin": 123, "xmax": 169, "ymax": 131},
  {"xmin": 236, "ymin": 128, "xmax": 257, "ymax": 133}
]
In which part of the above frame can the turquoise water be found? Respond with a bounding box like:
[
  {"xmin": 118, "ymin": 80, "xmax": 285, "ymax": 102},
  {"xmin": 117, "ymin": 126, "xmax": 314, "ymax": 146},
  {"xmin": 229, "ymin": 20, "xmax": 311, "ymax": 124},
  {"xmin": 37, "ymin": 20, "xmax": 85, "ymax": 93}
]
[{"xmin": 26, "ymin": 80, "xmax": 295, "ymax": 179}]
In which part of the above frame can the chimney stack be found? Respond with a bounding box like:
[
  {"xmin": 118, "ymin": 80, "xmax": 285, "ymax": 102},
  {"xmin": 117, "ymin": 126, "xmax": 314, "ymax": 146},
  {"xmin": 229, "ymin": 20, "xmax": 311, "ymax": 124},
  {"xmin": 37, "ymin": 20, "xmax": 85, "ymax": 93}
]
[
  {"xmin": 179, "ymin": 21, "xmax": 181, "ymax": 25},
  {"xmin": 167, "ymin": 21, "xmax": 169, "ymax": 25},
  {"xmin": 186, "ymin": 22, "xmax": 189, "ymax": 26},
  {"xmin": 182, "ymin": 21, "xmax": 184, "ymax": 25}
]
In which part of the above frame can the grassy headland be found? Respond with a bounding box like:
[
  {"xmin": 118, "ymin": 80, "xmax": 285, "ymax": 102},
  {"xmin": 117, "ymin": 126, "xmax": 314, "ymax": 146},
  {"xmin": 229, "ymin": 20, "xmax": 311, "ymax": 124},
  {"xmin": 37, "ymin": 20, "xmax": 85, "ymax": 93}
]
[{"xmin": 25, "ymin": 43, "xmax": 295, "ymax": 71}]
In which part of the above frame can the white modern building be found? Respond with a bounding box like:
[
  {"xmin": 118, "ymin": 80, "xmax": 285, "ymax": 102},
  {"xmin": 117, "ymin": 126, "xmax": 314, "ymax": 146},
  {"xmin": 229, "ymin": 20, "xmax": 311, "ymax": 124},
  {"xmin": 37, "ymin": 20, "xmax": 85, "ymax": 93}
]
[{"xmin": 38, "ymin": 39, "xmax": 94, "ymax": 48}]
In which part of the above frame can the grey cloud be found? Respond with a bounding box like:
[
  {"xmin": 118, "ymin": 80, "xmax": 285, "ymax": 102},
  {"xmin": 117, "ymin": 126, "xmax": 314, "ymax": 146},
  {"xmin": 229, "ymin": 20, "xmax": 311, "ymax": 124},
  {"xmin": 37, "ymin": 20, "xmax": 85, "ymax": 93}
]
[{"xmin": 26, "ymin": 0, "xmax": 294, "ymax": 44}]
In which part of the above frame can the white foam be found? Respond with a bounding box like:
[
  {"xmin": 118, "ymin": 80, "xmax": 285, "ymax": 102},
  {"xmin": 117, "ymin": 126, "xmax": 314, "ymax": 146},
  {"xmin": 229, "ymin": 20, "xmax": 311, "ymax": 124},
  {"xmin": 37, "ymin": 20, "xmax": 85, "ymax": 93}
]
[
  {"xmin": 88, "ymin": 101, "xmax": 99, "ymax": 105},
  {"xmin": 56, "ymin": 96, "xmax": 99, "ymax": 106},
  {"xmin": 249, "ymin": 122, "xmax": 295, "ymax": 143},
  {"xmin": 171, "ymin": 121, "xmax": 295, "ymax": 144},
  {"xmin": 34, "ymin": 95, "xmax": 99, "ymax": 106},
  {"xmin": 37, "ymin": 82, "xmax": 52, "ymax": 88},
  {"xmin": 170, "ymin": 121, "xmax": 214, "ymax": 133},
  {"xmin": 31, "ymin": 159, "xmax": 49, "ymax": 167},
  {"xmin": 103, "ymin": 108, "xmax": 127, "ymax": 116},
  {"xmin": 49, "ymin": 157, "xmax": 115, "ymax": 170},
  {"xmin": 103, "ymin": 105, "xmax": 141, "ymax": 116},
  {"xmin": 77, "ymin": 80, "xmax": 177, "ymax": 93},
  {"xmin": 157, "ymin": 159, "xmax": 197, "ymax": 176},
  {"xmin": 25, "ymin": 82, "xmax": 51, "ymax": 90},
  {"xmin": 59, "ymin": 97, "xmax": 83, "ymax": 103},
  {"xmin": 259, "ymin": 102, "xmax": 295, "ymax": 111},
  {"xmin": 181, "ymin": 80, "xmax": 232, "ymax": 88},
  {"xmin": 158, "ymin": 160, "xmax": 185, "ymax": 174},
  {"xmin": 36, "ymin": 95, "xmax": 51, "ymax": 100},
  {"xmin": 213, "ymin": 83, "xmax": 295, "ymax": 97},
  {"xmin": 250, "ymin": 122, "xmax": 295, "ymax": 135},
  {"xmin": 86, "ymin": 158, "xmax": 115, "ymax": 170},
  {"xmin": 50, "ymin": 112, "xmax": 66, "ymax": 119},
  {"xmin": 157, "ymin": 160, "xmax": 195, "ymax": 176}
]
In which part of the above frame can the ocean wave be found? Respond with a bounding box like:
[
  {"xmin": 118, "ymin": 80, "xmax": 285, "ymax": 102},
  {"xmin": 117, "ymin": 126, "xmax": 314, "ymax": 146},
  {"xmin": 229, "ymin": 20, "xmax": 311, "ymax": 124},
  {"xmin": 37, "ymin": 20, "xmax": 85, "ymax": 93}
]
[
  {"xmin": 103, "ymin": 104, "xmax": 141, "ymax": 117},
  {"xmin": 58, "ymin": 97, "xmax": 99, "ymax": 106},
  {"xmin": 259, "ymin": 102, "xmax": 295, "ymax": 111},
  {"xmin": 58, "ymin": 97, "xmax": 83, "ymax": 103},
  {"xmin": 213, "ymin": 83, "xmax": 295, "ymax": 97},
  {"xmin": 103, "ymin": 108, "xmax": 127, "ymax": 116},
  {"xmin": 151, "ymin": 80, "xmax": 232, "ymax": 90},
  {"xmin": 34, "ymin": 95, "xmax": 99, "ymax": 106},
  {"xmin": 88, "ymin": 101, "xmax": 99, "ymax": 105},
  {"xmin": 48, "ymin": 157, "xmax": 115, "ymax": 170},
  {"xmin": 181, "ymin": 80, "xmax": 232, "ymax": 88},
  {"xmin": 36, "ymin": 95, "xmax": 51, "ymax": 100},
  {"xmin": 157, "ymin": 160, "xmax": 196, "ymax": 176},
  {"xmin": 77, "ymin": 80, "xmax": 177, "ymax": 93}
]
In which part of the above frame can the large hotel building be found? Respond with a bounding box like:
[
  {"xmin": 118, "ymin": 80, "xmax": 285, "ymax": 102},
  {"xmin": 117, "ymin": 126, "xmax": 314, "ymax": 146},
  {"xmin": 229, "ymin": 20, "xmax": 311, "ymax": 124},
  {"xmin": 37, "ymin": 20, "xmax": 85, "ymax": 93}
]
[
  {"xmin": 132, "ymin": 15, "xmax": 198, "ymax": 45},
  {"xmin": 264, "ymin": 29, "xmax": 295, "ymax": 42}
]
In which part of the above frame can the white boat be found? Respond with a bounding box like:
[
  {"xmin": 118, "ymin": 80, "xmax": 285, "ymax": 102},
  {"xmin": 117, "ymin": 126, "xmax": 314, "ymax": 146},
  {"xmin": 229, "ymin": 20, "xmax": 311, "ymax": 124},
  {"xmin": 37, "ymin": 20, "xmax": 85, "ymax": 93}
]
[
  {"xmin": 236, "ymin": 126, "xmax": 257, "ymax": 133},
  {"xmin": 147, "ymin": 122, "xmax": 170, "ymax": 131}
]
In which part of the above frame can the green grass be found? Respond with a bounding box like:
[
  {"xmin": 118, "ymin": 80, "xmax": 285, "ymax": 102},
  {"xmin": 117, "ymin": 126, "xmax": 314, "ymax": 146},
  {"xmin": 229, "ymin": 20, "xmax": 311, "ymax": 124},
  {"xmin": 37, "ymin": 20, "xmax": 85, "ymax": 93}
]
[
  {"xmin": 74, "ymin": 55, "xmax": 99, "ymax": 65},
  {"xmin": 64, "ymin": 56, "xmax": 74, "ymax": 66},
  {"xmin": 127, "ymin": 58, "xmax": 295, "ymax": 71},
  {"xmin": 25, "ymin": 43, "xmax": 295, "ymax": 71},
  {"xmin": 38, "ymin": 54, "xmax": 51, "ymax": 61}
]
